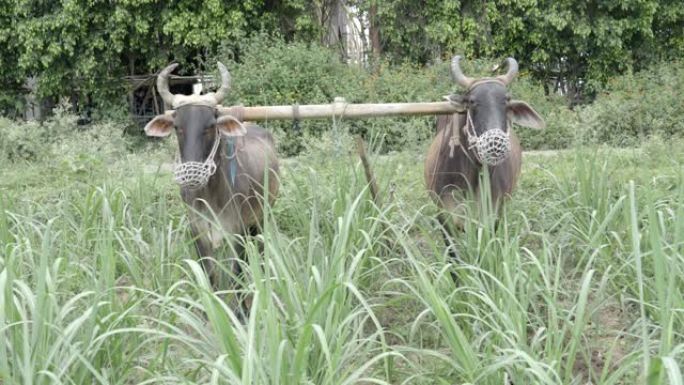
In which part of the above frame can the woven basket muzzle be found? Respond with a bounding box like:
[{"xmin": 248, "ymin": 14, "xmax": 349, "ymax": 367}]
[
  {"xmin": 470, "ymin": 128, "xmax": 511, "ymax": 166},
  {"xmin": 173, "ymin": 128, "xmax": 221, "ymax": 189},
  {"xmin": 174, "ymin": 160, "xmax": 217, "ymax": 189},
  {"xmin": 464, "ymin": 110, "xmax": 512, "ymax": 166}
]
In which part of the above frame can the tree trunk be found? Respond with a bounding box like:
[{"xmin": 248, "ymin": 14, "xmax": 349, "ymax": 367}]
[{"xmin": 369, "ymin": 2, "xmax": 381, "ymax": 59}]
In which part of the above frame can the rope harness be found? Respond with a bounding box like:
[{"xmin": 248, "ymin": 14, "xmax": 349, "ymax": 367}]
[
  {"xmin": 173, "ymin": 129, "xmax": 221, "ymax": 190},
  {"xmin": 173, "ymin": 114, "xmax": 246, "ymax": 190},
  {"xmin": 463, "ymin": 110, "xmax": 512, "ymax": 166},
  {"xmin": 447, "ymin": 79, "xmax": 512, "ymax": 166},
  {"xmin": 292, "ymin": 103, "xmax": 301, "ymax": 132},
  {"xmin": 225, "ymin": 137, "xmax": 238, "ymax": 186}
]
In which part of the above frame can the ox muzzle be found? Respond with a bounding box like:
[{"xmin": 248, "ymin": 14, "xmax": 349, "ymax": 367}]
[
  {"xmin": 173, "ymin": 128, "xmax": 221, "ymax": 189},
  {"xmin": 463, "ymin": 110, "xmax": 512, "ymax": 166}
]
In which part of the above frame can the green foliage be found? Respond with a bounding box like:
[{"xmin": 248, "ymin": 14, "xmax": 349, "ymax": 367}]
[
  {"xmin": 2, "ymin": 133, "xmax": 684, "ymax": 383},
  {"xmin": 5, "ymin": 0, "xmax": 321, "ymax": 115},
  {"xmin": 4, "ymin": 0, "xmax": 683, "ymax": 118},
  {"xmin": 509, "ymin": 75, "xmax": 578, "ymax": 150},
  {"xmin": 0, "ymin": 103, "xmax": 130, "ymax": 163},
  {"xmin": 220, "ymin": 35, "xmax": 360, "ymax": 155},
  {"xmin": 364, "ymin": 0, "xmax": 684, "ymax": 101},
  {"xmin": 355, "ymin": 0, "xmax": 465, "ymax": 63},
  {"xmin": 573, "ymin": 60, "xmax": 684, "ymax": 146},
  {"xmin": 220, "ymin": 36, "xmax": 454, "ymax": 155},
  {"xmin": 0, "ymin": 118, "xmax": 46, "ymax": 162},
  {"xmin": 0, "ymin": 0, "xmax": 24, "ymax": 116},
  {"xmin": 219, "ymin": 45, "xmax": 684, "ymax": 152}
]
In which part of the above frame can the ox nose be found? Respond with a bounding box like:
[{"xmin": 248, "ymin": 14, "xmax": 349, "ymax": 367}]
[
  {"xmin": 470, "ymin": 128, "xmax": 511, "ymax": 166},
  {"xmin": 173, "ymin": 160, "xmax": 218, "ymax": 189}
]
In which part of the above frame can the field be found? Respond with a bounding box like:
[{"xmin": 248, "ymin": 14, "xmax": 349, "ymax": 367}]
[{"xmin": 1, "ymin": 125, "xmax": 683, "ymax": 384}]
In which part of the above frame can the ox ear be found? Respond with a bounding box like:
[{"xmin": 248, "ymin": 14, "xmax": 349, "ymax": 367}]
[
  {"xmin": 507, "ymin": 100, "xmax": 545, "ymax": 129},
  {"xmin": 144, "ymin": 113, "xmax": 175, "ymax": 137},
  {"xmin": 216, "ymin": 115, "xmax": 247, "ymax": 137},
  {"xmin": 444, "ymin": 94, "xmax": 467, "ymax": 110}
]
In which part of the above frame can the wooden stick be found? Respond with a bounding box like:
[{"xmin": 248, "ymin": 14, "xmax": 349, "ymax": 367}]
[
  {"xmin": 355, "ymin": 136, "xmax": 380, "ymax": 206},
  {"xmin": 219, "ymin": 97, "xmax": 464, "ymax": 121}
]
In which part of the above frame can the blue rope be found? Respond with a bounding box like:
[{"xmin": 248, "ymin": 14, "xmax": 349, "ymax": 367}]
[{"xmin": 226, "ymin": 138, "xmax": 237, "ymax": 186}]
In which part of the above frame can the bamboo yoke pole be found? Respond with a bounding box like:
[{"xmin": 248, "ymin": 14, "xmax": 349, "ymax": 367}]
[
  {"xmin": 215, "ymin": 97, "xmax": 463, "ymax": 208},
  {"xmin": 218, "ymin": 97, "xmax": 465, "ymax": 121}
]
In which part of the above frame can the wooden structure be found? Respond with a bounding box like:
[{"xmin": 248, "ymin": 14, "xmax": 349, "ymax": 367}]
[
  {"xmin": 125, "ymin": 73, "xmax": 217, "ymax": 127},
  {"xmin": 218, "ymin": 97, "xmax": 465, "ymax": 121}
]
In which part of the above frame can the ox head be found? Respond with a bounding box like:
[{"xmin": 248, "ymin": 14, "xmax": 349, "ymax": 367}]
[
  {"xmin": 447, "ymin": 56, "xmax": 545, "ymax": 165},
  {"xmin": 144, "ymin": 62, "xmax": 245, "ymax": 189}
]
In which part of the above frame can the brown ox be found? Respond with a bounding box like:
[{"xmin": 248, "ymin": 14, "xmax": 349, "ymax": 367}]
[
  {"xmin": 144, "ymin": 63, "xmax": 279, "ymax": 294},
  {"xmin": 425, "ymin": 56, "xmax": 544, "ymax": 258}
]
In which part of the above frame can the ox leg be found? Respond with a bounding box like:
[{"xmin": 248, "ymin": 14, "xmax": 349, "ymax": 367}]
[
  {"xmin": 189, "ymin": 222, "xmax": 220, "ymax": 289},
  {"xmin": 236, "ymin": 225, "xmax": 261, "ymax": 319},
  {"xmin": 439, "ymin": 196, "xmax": 468, "ymax": 285},
  {"xmin": 230, "ymin": 226, "xmax": 262, "ymax": 321},
  {"xmin": 438, "ymin": 213, "xmax": 461, "ymax": 260},
  {"xmin": 229, "ymin": 239, "xmax": 252, "ymax": 321}
]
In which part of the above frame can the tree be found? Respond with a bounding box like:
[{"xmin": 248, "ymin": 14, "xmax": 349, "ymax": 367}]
[
  {"xmin": 8, "ymin": 0, "xmax": 317, "ymax": 115},
  {"xmin": 0, "ymin": 0, "xmax": 23, "ymax": 116},
  {"xmin": 359, "ymin": 0, "xmax": 684, "ymax": 104},
  {"xmin": 2, "ymin": 0, "xmax": 683, "ymax": 117}
]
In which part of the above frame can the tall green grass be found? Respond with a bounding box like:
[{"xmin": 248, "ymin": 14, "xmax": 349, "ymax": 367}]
[{"xmin": 0, "ymin": 135, "xmax": 683, "ymax": 383}]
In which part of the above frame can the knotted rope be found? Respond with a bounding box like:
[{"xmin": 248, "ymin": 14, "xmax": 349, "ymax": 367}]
[{"xmin": 446, "ymin": 78, "xmax": 512, "ymax": 166}]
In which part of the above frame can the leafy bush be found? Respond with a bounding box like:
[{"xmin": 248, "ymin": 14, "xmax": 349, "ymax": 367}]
[
  {"xmin": 0, "ymin": 118, "xmax": 43, "ymax": 162},
  {"xmin": 219, "ymin": 34, "xmax": 361, "ymax": 155},
  {"xmin": 0, "ymin": 103, "xmax": 130, "ymax": 164},
  {"xmin": 219, "ymin": 35, "xmax": 456, "ymax": 155},
  {"xmin": 10, "ymin": 39, "xmax": 679, "ymax": 161},
  {"xmin": 573, "ymin": 60, "xmax": 684, "ymax": 147},
  {"xmin": 219, "ymin": 40, "xmax": 574, "ymax": 154},
  {"xmin": 509, "ymin": 78, "xmax": 577, "ymax": 150},
  {"xmin": 0, "ymin": 104, "xmax": 73, "ymax": 162}
]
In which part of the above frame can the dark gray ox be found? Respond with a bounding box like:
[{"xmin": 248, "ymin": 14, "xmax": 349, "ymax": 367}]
[
  {"xmin": 144, "ymin": 62, "xmax": 279, "ymax": 291},
  {"xmin": 425, "ymin": 56, "xmax": 544, "ymax": 252}
]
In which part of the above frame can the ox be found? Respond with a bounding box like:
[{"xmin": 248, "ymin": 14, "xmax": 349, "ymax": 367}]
[
  {"xmin": 424, "ymin": 56, "xmax": 545, "ymax": 262},
  {"xmin": 144, "ymin": 62, "xmax": 279, "ymax": 296}
]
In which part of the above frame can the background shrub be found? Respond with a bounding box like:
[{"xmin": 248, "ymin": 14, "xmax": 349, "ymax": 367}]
[
  {"xmin": 573, "ymin": 60, "xmax": 684, "ymax": 147},
  {"xmin": 5, "ymin": 39, "xmax": 682, "ymax": 161},
  {"xmin": 0, "ymin": 102, "xmax": 130, "ymax": 164},
  {"xmin": 220, "ymin": 35, "xmax": 454, "ymax": 155},
  {"xmin": 218, "ymin": 40, "xmax": 579, "ymax": 154}
]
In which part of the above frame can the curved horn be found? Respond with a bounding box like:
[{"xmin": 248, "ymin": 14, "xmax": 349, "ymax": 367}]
[
  {"xmin": 212, "ymin": 62, "xmax": 231, "ymax": 103},
  {"xmin": 450, "ymin": 56, "xmax": 475, "ymax": 88},
  {"xmin": 157, "ymin": 63, "xmax": 179, "ymax": 106},
  {"xmin": 496, "ymin": 57, "xmax": 519, "ymax": 85}
]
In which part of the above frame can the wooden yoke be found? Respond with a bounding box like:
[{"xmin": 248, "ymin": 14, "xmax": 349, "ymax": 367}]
[
  {"xmin": 212, "ymin": 97, "xmax": 465, "ymax": 209},
  {"xmin": 217, "ymin": 97, "xmax": 465, "ymax": 121}
]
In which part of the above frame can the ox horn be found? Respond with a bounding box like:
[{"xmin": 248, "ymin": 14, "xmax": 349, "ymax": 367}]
[
  {"xmin": 212, "ymin": 62, "xmax": 231, "ymax": 103},
  {"xmin": 450, "ymin": 56, "xmax": 475, "ymax": 88},
  {"xmin": 157, "ymin": 63, "xmax": 179, "ymax": 107},
  {"xmin": 496, "ymin": 57, "xmax": 519, "ymax": 85}
]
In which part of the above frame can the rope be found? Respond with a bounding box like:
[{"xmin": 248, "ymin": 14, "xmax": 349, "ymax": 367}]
[
  {"xmin": 447, "ymin": 115, "xmax": 460, "ymax": 158},
  {"xmin": 292, "ymin": 103, "xmax": 301, "ymax": 132},
  {"xmin": 462, "ymin": 109, "xmax": 511, "ymax": 166},
  {"xmin": 215, "ymin": 110, "xmax": 246, "ymax": 187},
  {"xmin": 225, "ymin": 137, "xmax": 238, "ymax": 186}
]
